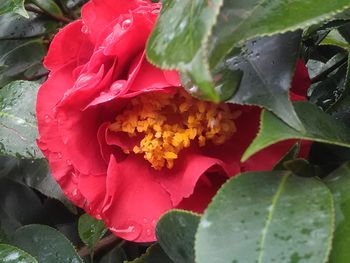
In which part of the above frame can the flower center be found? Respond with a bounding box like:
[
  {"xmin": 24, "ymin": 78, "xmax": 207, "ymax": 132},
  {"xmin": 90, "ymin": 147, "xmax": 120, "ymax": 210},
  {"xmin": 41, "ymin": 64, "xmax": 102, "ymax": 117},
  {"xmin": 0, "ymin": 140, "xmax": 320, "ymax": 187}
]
[{"xmin": 109, "ymin": 89, "xmax": 241, "ymax": 170}]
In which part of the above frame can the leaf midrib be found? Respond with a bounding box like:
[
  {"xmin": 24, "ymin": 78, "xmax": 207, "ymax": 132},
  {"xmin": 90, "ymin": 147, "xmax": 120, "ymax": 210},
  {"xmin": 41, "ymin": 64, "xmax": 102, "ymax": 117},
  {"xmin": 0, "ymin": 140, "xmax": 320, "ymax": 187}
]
[{"xmin": 257, "ymin": 173, "xmax": 289, "ymax": 263}]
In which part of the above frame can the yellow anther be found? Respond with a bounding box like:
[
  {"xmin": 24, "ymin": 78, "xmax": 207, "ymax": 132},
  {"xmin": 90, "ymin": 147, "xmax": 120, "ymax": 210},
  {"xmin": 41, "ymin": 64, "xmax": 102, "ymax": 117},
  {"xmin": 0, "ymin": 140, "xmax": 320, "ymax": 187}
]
[
  {"xmin": 109, "ymin": 89, "xmax": 240, "ymax": 170},
  {"xmin": 164, "ymin": 152, "xmax": 178, "ymax": 159}
]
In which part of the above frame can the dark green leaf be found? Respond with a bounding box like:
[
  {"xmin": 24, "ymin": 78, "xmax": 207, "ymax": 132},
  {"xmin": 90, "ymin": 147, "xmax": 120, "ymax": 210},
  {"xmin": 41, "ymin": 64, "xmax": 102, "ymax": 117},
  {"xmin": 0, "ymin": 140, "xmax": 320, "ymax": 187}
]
[
  {"xmin": 29, "ymin": 0, "xmax": 63, "ymax": 16},
  {"xmin": 195, "ymin": 171, "xmax": 334, "ymax": 263},
  {"xmin": 0, "ymin": 0, "xmax": 28, "ymax": 18},
  {"xmin": 98, "ymin": 246, "xmax": 127, "ymax": 263},
  {"xmin": 283, "ymin": 159, "xmax": 320, "ymax": 177},
  {"xmin": 11, "ymin": 224, "xmax": 83, "ymax": 263},
  {"xmin": 0, "ymin": 244, "xmax": 37, "ymax": 263},
  {"xmin": 0, "ymin": 40, "xmax": 46, "ymax": 87},
  {"xmin": 78, "ymin": 214, "xmax": 107, "ymax": 253},
  {"xmin": 18, "ymin": 159, "xmax": 76, "ymax": 213},
  {"xmin": 0, "ymin": 12, "xmax": 57, "ymax": 39},
  {"xmin": 0, "ymin": 81, "xmax": 42, "ymax": 158},
  {"xmin": 243, "ymin": 102, "xmax": 350, "ymax": 161},
  {"xmin": 328, "ymin": 55, "xmax": 350, "ymax": 113},
  {"xmin": 324, "ymin": 162, "xmax": 350, "ymax": 263},
  {"xmin": 208, "ymin": 0, "xmax": 350, "ymax": 67},
  {"xmin": 156, "ymin": 210, "xmax": 200, "ymax": 263},
  {"xmin": 0, "ymin": 178, "xmax": 42, "ymax": 237},
  {"xmin": 226, "ymin": 31, "xmax": 303, "ymax": 130},
  {"xmin": 273, "ymin": 143, "xmax": 300, "ymax": 170},
  {"xmin": 127, "ymin": 244, "xmax": 173, "ymax": 263}
]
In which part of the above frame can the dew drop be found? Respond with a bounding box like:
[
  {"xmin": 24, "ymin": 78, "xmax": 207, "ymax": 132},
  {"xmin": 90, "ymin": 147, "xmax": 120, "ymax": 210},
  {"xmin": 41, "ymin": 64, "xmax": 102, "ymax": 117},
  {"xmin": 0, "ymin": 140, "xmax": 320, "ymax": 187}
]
[
  {"xmin": 110, "ymin": 221, "xmax": 142, "ymax": 241},
  {"xmin": 121, "ymin": 18, "xmax": 132, "ymax": 30},
  {"xmin": 57, "ymin": 152, "xmax": 63, "ymax": 159},
  {"xmin": 81, "ymin": 24, "xmax": 89, "ymax": 34},
  {"xmin": 143, "ymin": 218, "xmax": 148, "ymax": 224},
  {"xmin": 146, "ymin": 228, "xmax": 152, "ymax": 237},
  {"xmin": 66, "ymin": 159, "xmax": 72, "ymax": 165}
]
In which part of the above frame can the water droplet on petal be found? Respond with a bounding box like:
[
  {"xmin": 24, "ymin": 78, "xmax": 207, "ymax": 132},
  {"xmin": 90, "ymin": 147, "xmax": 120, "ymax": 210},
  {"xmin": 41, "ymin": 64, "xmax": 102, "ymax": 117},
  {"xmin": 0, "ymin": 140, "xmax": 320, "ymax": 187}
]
[
  {"xmin": 57, "ymin": 152, "xmax": 63, "ymax": 159},
  {"xmin": 110, "ymin": 81, "xmax": 124, "ymax": 94},
  {"xmin": 110, "ymin": 221, "xmax": 142, "ymax": 241},
  {"xmin": 121, "ymin": 18, "xmax": 132, "ymax": 30},
  {"xmin": 146, "ymin": 228, "xmax": 152, "ymax": 237},
  {"xmin": 81, "ymin": 24, "xmax": 89, "ymax": 34}
]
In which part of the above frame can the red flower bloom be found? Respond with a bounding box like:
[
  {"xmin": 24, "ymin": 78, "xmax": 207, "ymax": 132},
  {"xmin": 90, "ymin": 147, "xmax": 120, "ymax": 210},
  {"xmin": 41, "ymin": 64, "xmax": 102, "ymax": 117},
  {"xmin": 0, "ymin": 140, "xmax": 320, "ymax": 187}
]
[{"xmin": 36, "ymin": 0, "xmax": 311, "ymax": 242}]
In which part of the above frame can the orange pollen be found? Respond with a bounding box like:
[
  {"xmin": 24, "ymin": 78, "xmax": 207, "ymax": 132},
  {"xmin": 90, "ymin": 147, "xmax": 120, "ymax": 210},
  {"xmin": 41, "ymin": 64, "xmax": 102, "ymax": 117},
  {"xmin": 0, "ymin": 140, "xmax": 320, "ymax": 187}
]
[{"xmin": 109, "ymin": 89, "xmax": 241, "ymax": 170}]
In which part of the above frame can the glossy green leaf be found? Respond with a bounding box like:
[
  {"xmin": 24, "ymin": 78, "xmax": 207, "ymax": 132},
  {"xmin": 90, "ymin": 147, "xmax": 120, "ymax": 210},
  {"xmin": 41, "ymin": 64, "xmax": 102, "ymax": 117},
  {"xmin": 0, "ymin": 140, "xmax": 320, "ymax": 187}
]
[
  {"xmin": 17, "ymin": 159, "xmax": 76, "ymax": 213},
  {"xmin": 156, "ymin": 210, "xmax": 200, "ymax": 263},
  {"xmin": 0, "ymin": 81, "xmax": 42, "ymax": 158},
  {"xmin": 0, "ymin": 244, "xmax": 37, "ymax": 263},
  {"xmin": 243, "ymin": 102, "xmax": 350, "ymax": 161},
  {"xmin": 147, "ymin": 0, "xmax": 223, "ymax": 101},
  {"xmin": 208, "ymin": 0, "xmax": 350, "ymax": 67},
  {"xmin": 328, "ymin": 55, "xmax": 350, "ymax": 113},
  {"xmin": 195, "ymin": 171, "xmax": 334, "ymax": 263},
  {"xmin": 98, "ymin": 246, "xmax": 127, "ymax": 263},
  {"xmin": 226, "ymin": 31, "xmax": 303, "ymax": 130},
  {"xmin": 0, "ymin": 12, "xmax": 58, "ymax": 39},
  {"xmin": 78, "ymin": 214, "xmax": 107, "ymax": 253},
  {"xmin": 324, "ymin": 162, "xmax": 350, "ymax": 263},
  {"xmin": 0, "ymin": 0, "xmax": 28, "ymax": 18},
  {"xmin": 29, "ymin": 0, "xmax": 63, "ymax": 16},
  {"xmin": 0, "ymin": 40, "xmax": 46, "ymax": 87},
  {"xmin": 0, "ymin": 178, "xmax": 42, "ymax": 238},
  {"xmin": 11, "ymin": 224, "xmax": 83, "ymax": 263},
  {"xmin": 128, "ymin": 244, "xmax": 172, "ymax": 263},
  {"xmin": 147, "ymin": 0, "xmax": 350, "ymax": 104}
]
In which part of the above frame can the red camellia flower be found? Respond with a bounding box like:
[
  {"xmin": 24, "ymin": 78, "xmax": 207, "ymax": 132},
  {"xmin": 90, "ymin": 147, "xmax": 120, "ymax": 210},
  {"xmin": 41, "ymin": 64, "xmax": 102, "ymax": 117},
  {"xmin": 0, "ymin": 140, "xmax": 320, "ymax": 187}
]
[{"xmin": 36, "ymin": 0, "xmax": 311, "ymax": 242}]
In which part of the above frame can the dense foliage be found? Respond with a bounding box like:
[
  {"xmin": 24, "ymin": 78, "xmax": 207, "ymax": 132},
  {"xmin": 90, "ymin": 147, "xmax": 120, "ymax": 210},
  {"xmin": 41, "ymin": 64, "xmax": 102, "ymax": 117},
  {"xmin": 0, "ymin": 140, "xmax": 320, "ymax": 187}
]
[{"xmin": 1, "ymin": 0, "xmax": 350, "ymax": 262}]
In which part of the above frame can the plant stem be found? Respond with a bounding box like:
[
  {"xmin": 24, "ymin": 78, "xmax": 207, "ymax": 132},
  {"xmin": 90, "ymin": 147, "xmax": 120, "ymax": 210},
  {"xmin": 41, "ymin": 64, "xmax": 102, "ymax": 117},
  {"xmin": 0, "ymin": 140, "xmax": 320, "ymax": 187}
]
[
  {"xmin": 25, "ymin": 4, "xmax": 72, "ymax": 23},
  {"xmin": 77, "ymin": 234, "xmax": 121, "ymax": 258}
]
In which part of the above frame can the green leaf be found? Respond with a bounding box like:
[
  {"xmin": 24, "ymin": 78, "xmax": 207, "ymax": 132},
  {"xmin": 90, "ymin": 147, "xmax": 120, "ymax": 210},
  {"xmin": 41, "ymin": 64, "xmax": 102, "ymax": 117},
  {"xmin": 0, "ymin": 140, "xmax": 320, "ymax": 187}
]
[
  {"xmin": 128, "ymin": 244, "xmax": 173, "ymax": 263},
  {"xmin": 29, "ymin": 0, "xmax": 63, "ymax": 16},
  {"xmin": 0, "ymin": 12, "xmax": 58, "ymax": 39},
  {"xmin": 17, "ymin": 159, "xmax": 76, "ymax": 213},
  {"xmin": 243, "ymin": 102, "xmax": 350, "ymax": 161},
  {"xmin": 195, "ymin": 171, "xmax": 334, "ymax": 263},
  {"xmin": 78, "ymin": 214, "xmax": 107, "ymax": 254},
  {"xmin": 156, "ymin": 210, "xmax": 200, "ymax": 263},
  {"xmin": 98, "ymin": 246, "xmax": 127, "ymax": 263},
  {"xmin": 11, "ymin": 224, "xmax": 83, "ymax": 263},
  {"xmin": 273, "ymin": 143, "xmax": 300, "ymax": 170},
  {"xmin": 208, "ymin": 0, "xmax": 350, "ymax": 67},
  {"xmin": 0, "ymin": 81, "xmax": 42, "ymax": 158},
  {"xmin": 0, "ymin": 244, "xmax": 37, "ymax": 263},
  {"xmin": 0, "ymin": 178, "xmax": 42, "ymax": 238},
  {"xmin": 324, "ymin": 162, "xmax": 350, "ymax": 263},
  {"xmin": 0, "ymin": 0, "xmax": 28, "ymax": 18},
  {"xmin": 0, "ymin": 40, "xmax": 46, "ymax": 87},
  {"xmin": 147, "ymin": 0, "xmax": 223, "ymax": 101},
  {"xmin": 328, "ymin": 55, "xmax": 350, "ymax": 113},
  {"xmin": 147, "ymin": 0, "xmax": 350, "ymax": 104},
  {"xmin": 226, "ymin": 31, "xmax": 303, "ymax": 130}
]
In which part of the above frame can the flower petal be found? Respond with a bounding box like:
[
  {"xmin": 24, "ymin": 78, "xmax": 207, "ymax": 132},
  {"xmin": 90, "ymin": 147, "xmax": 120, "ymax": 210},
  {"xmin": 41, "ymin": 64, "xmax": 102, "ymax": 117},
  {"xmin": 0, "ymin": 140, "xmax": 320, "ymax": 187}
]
[
  {"xmin": 101, "ymin": 155, "xmax": 172, "ymax": 242},
  {"xmin": 44, "ymin": 20, "xmax": 94, "ymax": 72}
]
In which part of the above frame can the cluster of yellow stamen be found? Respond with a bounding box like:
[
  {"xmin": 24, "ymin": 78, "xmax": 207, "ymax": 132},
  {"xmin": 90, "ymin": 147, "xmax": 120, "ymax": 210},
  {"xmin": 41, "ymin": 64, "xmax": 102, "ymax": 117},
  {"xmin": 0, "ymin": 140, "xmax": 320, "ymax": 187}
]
[{"xmin": 109, "ymin": 89, "xmax": 241, "ymax": 170}]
